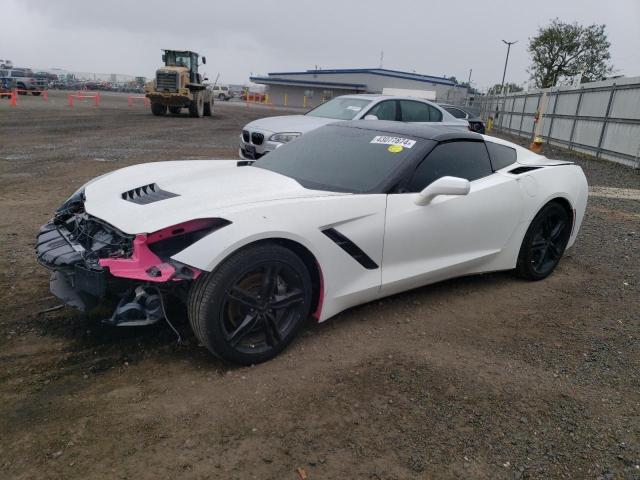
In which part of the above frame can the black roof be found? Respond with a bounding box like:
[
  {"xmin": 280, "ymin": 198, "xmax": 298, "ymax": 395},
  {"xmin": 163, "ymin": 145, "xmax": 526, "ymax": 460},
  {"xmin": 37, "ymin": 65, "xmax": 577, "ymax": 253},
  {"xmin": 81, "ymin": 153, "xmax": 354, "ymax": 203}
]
[{"xmin": 333, "ymin": 120, "xmax": 482, "ymax": 142}]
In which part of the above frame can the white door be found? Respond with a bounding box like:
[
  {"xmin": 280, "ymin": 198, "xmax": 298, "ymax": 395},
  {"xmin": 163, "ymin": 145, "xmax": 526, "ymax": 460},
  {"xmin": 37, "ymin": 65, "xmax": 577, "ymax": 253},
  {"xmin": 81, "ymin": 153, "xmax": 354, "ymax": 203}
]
[{"xmin": 381, "ymin": 140, "xmax": 523, "ymax": 296}]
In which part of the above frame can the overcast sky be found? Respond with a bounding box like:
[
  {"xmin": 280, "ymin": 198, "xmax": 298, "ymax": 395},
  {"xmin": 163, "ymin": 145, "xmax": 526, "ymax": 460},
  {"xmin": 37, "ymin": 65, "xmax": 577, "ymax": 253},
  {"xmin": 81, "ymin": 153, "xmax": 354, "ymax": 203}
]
[{"xmin": 3, "ymin": 0, "xmax": 639, "ymax": 90}]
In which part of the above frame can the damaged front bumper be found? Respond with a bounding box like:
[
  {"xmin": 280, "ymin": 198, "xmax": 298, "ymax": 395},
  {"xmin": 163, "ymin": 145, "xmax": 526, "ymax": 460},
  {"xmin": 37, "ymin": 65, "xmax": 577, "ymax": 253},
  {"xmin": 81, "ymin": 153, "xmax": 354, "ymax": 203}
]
[{"xmin": 36, "ymin": 213, "xmax": 205, "ymax": 326}]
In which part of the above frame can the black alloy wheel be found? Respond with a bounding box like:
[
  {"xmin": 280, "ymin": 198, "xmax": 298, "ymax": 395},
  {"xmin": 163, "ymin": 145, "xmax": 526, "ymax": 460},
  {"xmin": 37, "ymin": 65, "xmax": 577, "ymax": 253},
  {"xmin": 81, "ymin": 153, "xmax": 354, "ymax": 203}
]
[
  {"xmin": 188, "ymin": 243, "xmax": 312, "ymax": 364},
  {"xmin": 516, "ymin": 201, "xmax": 571, "ymax": 280}
]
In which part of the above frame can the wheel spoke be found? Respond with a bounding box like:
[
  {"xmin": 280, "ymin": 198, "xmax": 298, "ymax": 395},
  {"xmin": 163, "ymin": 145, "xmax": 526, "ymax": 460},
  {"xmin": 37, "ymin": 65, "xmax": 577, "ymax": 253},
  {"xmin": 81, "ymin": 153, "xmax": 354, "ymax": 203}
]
[
  {"xmin": 550, "ymin": 221, "xmax": 565, "ymax": 240},
  {"xmin": 227, "ymin": 312, "xmax": 259, "ymax": 347},
  {"xmin": 260, "ymin": 264, "xmax": 279, "ymax": 300},
  {"xmin": 228, "ymin": 286, "xmax": 259, "ymax": 309},
  {"xmin": 542, "ymin": 216, "xmax": 553, "ymax": 237},
  {"xmin": 269, "ymin": 289, "xmax": 304, "ymax": 311},
  {"xmin": 263, "ymin": 311, "xmax": 283, "ymax": 346},
  {"xmin": 547, "ymin": 241, "xmax": 562, "ymax": 259}
]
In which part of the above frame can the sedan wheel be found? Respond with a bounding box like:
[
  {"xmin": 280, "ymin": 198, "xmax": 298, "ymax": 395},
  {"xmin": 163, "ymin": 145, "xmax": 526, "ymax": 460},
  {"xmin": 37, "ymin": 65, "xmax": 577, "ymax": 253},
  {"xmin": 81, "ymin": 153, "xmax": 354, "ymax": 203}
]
[
  {"xmin": 516, "ymin": 201, "xmax": 571, "ymax": 280},
  {"xmin": 188, "ymin": 243, "xmax": 312, "ymax": 364}
]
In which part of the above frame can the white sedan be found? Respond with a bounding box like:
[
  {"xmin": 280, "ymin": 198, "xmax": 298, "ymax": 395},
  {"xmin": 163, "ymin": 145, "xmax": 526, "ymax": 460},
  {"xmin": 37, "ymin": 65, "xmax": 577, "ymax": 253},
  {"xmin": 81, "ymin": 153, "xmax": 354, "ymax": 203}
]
[
  {"xmin": 239, "ymin": 94, "xmax": 468, "ymax": 160},
  {"xmin": 37, "ymin": 121, "xmax": 588, "ymax": 364}
]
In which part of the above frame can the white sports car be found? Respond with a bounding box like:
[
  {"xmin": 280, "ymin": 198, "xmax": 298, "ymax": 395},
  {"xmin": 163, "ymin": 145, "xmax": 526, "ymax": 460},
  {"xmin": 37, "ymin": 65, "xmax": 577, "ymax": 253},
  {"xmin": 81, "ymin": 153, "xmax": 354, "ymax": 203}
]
[{"xmin": 37, "ymin": 121, "xmax": 588, "ymax": 364}]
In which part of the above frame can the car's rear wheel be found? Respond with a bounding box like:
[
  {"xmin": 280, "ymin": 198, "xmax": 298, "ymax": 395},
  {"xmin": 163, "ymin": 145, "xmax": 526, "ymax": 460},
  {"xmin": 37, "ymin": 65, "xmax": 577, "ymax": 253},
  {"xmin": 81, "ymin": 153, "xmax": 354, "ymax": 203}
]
[
  {"xmin": 516, "ymin": 201, "xmax": 571, "ymax": 280},
  {"xmin": 188, "ymin": 243, "xmax": 312, "ymax": 365}
]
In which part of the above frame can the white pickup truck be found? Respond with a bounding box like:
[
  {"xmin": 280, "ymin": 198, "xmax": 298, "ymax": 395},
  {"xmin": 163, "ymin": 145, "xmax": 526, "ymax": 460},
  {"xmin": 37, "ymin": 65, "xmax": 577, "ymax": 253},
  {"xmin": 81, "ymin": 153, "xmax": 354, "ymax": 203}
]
[
  {"xmin": 0, "ymin": 67, "xmax": 47, "ymax": 95},
  {"xmin": 210, "ymin": 84, "xmax": 231, "ymax": 101}
]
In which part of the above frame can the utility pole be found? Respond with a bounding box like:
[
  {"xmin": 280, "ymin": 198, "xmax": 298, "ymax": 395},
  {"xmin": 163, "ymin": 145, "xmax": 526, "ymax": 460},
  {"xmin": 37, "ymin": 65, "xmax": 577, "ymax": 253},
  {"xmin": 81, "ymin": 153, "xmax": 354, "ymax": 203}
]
[
  {"xmin": 467, "ymin": 68, "xmax": 472, "ymax": 85},
  {"xmin": 379, "ymin": 50, "xmax": 384, "ymax": 68},
  {"xmin": 500, "ymin": 40, "xmax": 517, "ymax": 94}
]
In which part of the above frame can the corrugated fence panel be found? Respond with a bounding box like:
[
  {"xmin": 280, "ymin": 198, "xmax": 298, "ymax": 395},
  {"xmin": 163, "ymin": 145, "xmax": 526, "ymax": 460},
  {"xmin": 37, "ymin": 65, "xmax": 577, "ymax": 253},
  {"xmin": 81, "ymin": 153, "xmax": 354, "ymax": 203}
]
[
  {"xmin": 602, "ymin": 122, "xmax": 640, "ymax": 157},
  {"xmin": 554, "ymin": 92, "xmax": 581, "ymax": 115},
  {"xmin": 510, "ymin": 114, "xmax": 523, "ymax": 132},
  {"xmin": 513, "ymin": 96, "xmax": 525, "ymax": 112},
  {"xmin": 573, "ymin": 119, "xmax": 604, "ymax": 147},
  {"xmin": 521, "ymin": 115, "xmax": 535, "ymax": 133},
  {"xmin": 578, "ymin": 90, "xmax": 610, "ymax": 117},
  {"xmin": 524, "ymin": 95, "xmax": 539, "ymax": 113},
  {"xmin": 610, "ymin": 87, "xmax": 640, "ymax": 119},
  {"xmin": 550, "ymin": 118, "xmax": 573, "ymax": 143}
]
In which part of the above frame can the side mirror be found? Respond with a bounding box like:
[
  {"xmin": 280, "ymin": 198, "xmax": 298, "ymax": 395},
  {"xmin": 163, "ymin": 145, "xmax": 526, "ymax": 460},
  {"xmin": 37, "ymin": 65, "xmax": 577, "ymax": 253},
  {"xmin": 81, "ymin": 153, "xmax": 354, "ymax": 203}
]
[
  {"xmin": 202, "ymin": 56, "xmax": 206, "ymax": 64},
  {"xmin": 364, "ymin": 114, "xmax": 379, "ymax": 120},
  {"xmin": 414, "ymin": 176, "xmax": 470, "ymax": 206},
  {"xmin": 161, "ymin": 54, "xmax": 166, "ymax": 62}
]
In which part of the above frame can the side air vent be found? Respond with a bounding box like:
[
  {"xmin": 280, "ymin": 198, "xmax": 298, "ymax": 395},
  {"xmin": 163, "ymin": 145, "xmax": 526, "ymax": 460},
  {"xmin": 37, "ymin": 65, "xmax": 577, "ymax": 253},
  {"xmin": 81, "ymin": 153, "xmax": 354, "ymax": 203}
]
[
  {"xmin": 121, "ymin": 183, "xmax": 180, "ymax": 205},
  {"xmin": 509, "ymin": 166, "xmax": 542, "ymax": 175},
  {"xmin": 322, "ymin": 228, "xmax": 379, "ymax": 270}
]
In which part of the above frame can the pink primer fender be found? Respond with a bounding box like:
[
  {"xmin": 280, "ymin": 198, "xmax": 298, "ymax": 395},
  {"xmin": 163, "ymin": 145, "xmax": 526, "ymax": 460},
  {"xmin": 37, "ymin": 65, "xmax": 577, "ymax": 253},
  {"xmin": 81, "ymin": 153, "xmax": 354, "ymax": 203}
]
[{"xmin": 99, "ymin": 235, "xmax": 176, "ymax": 282}]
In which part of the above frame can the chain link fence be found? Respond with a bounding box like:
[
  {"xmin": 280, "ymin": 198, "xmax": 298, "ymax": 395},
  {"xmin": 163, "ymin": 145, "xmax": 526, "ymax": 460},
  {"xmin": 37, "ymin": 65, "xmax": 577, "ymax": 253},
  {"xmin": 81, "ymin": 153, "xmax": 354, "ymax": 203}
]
[{"xmin": 474, "ymin": 77, "xmax": 640, "ymax": 168}]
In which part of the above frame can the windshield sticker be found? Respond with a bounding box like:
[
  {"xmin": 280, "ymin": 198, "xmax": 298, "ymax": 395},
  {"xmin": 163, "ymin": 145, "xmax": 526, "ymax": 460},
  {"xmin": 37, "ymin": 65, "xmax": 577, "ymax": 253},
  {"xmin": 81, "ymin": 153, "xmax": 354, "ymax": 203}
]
[
  {"xmin": 370, "ymin": 136, "xmax": 416, "ymax": 149},
  {"xmin": 346, "ymin": 105, "xmax": 363, "ymax": 111},
  {"xmin": 387, "ymin": 145, "xmax": 404, "ymax": 153}
]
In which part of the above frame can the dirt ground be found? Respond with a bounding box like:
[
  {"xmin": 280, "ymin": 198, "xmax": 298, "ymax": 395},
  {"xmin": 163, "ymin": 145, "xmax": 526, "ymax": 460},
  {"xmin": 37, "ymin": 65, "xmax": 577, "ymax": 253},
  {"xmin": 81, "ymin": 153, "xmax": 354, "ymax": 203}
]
[{"xmin": 1, "ymin": 91, "xmax": 639, "ymax": 480}]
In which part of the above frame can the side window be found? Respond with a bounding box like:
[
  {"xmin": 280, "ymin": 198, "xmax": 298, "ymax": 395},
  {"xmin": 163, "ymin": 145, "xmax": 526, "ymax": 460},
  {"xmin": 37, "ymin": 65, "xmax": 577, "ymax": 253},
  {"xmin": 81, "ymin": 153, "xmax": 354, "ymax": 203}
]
[
  {"xmin": 429, "ymin": 105, "xmax": 443, "ymax": 122},
  {"xmin": 407, "ymin": 141, "xmax": 493, "ymax": 192},
  {"xmin": 445, "ymin": 107, "xmax": 467, "ymax": 119},
  {"xmin": 400, "ymin": 100, "xmax": 431, "ymax": 122},
  {"xmin": 366, "ymin": 100, "xmax": 398, "ymax": 121},
  {"xmin": 485, "ymin": 141, "xmax": 517, "ymax": 170}
]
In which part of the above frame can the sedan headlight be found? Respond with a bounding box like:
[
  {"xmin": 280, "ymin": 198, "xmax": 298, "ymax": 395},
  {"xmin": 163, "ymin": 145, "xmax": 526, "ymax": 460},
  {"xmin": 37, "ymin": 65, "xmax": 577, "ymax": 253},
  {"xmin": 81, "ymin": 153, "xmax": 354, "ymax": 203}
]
[{"xmin": 269, "ymin": 132, "xmax": 301, "ymax": 143}]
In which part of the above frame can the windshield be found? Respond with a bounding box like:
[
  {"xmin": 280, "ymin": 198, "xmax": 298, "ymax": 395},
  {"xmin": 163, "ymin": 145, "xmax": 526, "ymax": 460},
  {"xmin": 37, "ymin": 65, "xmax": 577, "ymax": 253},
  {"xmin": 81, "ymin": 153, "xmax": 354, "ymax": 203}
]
[
  {"xmin": 253, "ymin": 125, "xmax": 428, "ymax": 193},
  {"xmin": 305, "ymin": 97, "xmax": 372, "ymax": 120},
  {"xmin": 165, "ymin": 52, "xmax": 192, "ymax": 69}
]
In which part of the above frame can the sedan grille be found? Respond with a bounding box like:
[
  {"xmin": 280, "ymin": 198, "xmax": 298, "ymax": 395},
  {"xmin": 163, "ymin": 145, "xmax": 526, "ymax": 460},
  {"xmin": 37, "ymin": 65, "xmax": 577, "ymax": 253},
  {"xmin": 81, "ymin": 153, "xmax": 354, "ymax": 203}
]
[
  {"xmin": 156, "ymin": 72, "xmax": 178, "ymax": 92},
  {"xmin": 242, "ymin": 130, "xmax": 250, "ymax": 142},
  {"xmin": 251, "ymin": 132, "xmax": 264, "ymax": 145}
]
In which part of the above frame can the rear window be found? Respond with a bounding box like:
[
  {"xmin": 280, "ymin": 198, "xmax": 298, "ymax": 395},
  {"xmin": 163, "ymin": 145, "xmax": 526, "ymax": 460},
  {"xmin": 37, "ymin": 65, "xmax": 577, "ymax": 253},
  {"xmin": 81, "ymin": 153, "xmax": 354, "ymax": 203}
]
[
  {"xmin": 486, "ymin": 141, "xmax": 517, "ymax": 170},
  {"xmin": 254, "ymin": 125, "xmax": 428, "ymax": 193}
]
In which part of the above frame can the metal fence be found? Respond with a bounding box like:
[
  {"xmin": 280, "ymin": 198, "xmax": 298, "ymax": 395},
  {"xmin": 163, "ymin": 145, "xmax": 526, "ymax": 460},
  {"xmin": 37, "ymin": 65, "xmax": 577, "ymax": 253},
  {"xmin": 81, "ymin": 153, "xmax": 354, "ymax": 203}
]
[{"xmin": 473, "ymin": 76, "xmax": 640, "ymax": 168}]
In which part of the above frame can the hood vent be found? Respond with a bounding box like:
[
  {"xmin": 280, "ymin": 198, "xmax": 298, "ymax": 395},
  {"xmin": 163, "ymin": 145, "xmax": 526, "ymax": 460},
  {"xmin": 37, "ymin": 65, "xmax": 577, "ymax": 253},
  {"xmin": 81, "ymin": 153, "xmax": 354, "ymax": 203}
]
[{"xmin": 122, "ymin": 183, "xmax": 179, "ymax": 205}]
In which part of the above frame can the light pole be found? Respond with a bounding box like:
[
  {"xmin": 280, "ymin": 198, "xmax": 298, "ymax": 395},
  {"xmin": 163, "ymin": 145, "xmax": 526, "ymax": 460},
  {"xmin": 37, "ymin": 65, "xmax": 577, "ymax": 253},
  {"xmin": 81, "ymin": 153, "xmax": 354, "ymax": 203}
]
[{"xmin": 500, "ymin": 40, "xmax": 517, "ymax": 94}]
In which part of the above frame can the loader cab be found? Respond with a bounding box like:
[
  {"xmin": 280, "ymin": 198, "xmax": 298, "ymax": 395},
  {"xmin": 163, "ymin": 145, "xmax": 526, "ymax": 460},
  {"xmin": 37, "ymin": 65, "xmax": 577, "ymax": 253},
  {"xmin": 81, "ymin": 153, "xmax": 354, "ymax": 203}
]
[{"xmin": 161, "ymin": 50, "xmax": 205, "ymax": 84}]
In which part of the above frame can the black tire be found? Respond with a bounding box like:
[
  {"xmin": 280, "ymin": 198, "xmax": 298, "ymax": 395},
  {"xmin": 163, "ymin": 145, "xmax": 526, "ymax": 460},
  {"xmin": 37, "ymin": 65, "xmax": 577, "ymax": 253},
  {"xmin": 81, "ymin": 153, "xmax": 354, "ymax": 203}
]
[
  {"xmin": 188, "ymin": 243, "xmax": 312, "ymax": 365},
  {"xmin": 151, "ymin": 102, "xmax": 167, "ymax": 116},
  {"xmin": 189, "ymin": 91, "xmax": 204, "ymax": 118},
  {"xmin": 516, "ymin": 201, "xmax": 572, "ymax": 280},
  {"xmin": 168, "ymin": 106, "xmax": 181, "ymax": 115},
  {"xmin": 218, "ymin": 93, "xmax": 225, "ymax": 100},
  {"xmin": 31, "ymin": 91, "xmax": 41, "ymax": 96},
  {"xmin": 203, "ymin": 96, "xmax": 213, "ymax": 116}
]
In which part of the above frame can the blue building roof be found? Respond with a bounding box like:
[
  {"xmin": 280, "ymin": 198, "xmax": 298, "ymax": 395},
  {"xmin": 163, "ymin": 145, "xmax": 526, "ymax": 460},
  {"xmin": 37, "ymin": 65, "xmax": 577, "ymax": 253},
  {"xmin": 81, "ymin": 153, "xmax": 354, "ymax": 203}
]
[
  {"xmin": 265, "ymin": 68, "xmax": 462, "ymax": 88},
  {"xmin": 249, "ymin": 76, "xmax": 367, "ymax": 90}
]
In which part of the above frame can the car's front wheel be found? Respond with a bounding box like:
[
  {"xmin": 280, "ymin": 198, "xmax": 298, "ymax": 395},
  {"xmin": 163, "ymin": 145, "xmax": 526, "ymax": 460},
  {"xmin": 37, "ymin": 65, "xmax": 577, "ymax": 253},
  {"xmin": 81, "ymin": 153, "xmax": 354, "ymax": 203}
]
[
  {"xmin": 188, "ymin": 243, "xmax": 312, "ymax": 365},
  {"xmin": 516, "ymin": 201, "xmax": 572, "ymax": 280}
]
